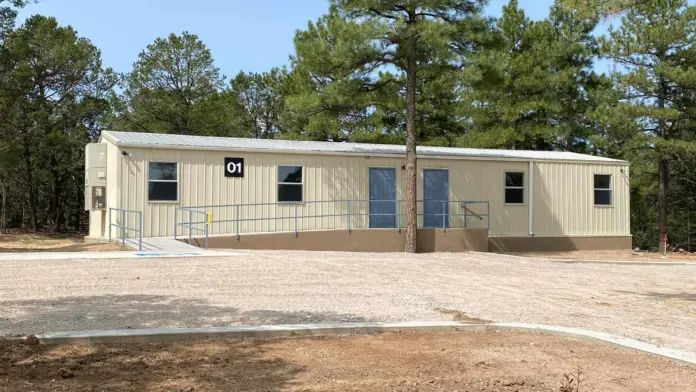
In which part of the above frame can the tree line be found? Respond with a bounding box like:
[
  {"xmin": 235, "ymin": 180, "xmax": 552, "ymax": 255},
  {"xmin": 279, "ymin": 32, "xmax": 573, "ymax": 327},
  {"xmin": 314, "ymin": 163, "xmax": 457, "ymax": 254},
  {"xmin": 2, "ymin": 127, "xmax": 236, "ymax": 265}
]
[{"xmin": 0, "ymin": 0, "xmax": 694, "ymax": 251}]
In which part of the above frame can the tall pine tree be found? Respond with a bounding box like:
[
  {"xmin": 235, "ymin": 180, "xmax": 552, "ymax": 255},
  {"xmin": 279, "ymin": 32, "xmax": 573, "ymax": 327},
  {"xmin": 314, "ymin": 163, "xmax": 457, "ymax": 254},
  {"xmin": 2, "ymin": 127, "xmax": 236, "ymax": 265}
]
[
  {"xmin": 601, "ymin": 0, "xmax": 696, "ymax": 252},
  {"xmin": 463, "ymin": 0, "xmax": 553, "ymax": 149},
  {"xmin": 115, "ymin": 32, "xmax": 225, "ymax": 135},
  {"xmin": 291, "ymin": 0, "xmax": 491, "ymax": 252},
  {"xmin": 544, "ymin": 1, "xmax": 606, "ymax": 152}
]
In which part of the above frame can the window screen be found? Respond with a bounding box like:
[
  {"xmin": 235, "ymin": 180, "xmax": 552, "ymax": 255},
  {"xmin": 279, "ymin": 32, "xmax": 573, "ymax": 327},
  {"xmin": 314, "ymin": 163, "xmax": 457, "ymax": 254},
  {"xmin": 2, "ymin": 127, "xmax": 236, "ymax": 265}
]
[
  {"xmin": 278, "ymin": 166, "xmax": 303, "ymax": 202},
  {"xmin": 504, "ymin": 172, "xmax": 525, "ymax": 204},
  {"xmin": 594, "ymin": 174, "xmax": 612, "ymax": 206},
  {"xmin": 148, "ymin": 162, "xmax": 178, "ymax": 202}
]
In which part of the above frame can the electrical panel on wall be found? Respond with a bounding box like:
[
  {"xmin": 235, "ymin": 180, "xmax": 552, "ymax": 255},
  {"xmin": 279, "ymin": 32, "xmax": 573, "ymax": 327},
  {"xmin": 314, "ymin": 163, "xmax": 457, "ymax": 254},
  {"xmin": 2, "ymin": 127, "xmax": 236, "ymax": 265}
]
[{"xmin": 85, "ymin": 143, "xmax": 107, "ymax": 211}]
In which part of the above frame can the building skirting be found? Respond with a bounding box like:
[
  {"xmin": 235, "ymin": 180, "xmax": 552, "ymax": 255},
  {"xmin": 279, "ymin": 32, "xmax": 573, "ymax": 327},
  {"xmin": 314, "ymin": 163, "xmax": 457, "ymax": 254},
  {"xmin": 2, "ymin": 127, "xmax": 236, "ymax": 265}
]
[
  {"xmin": 185, "ymin": 228, "xmax": 489, "ymax": 253},
  {"xmin": 183, "ymin": 230, "xmax": 631, "ymax": 253},
  {"xmin": 488, "ymin": 235, "xmax": 633, "ymax": 252}
]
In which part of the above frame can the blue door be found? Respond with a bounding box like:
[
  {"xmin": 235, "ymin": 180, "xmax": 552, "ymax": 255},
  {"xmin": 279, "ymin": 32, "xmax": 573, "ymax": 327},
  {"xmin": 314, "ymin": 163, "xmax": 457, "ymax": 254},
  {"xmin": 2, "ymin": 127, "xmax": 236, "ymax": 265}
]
[
  {"xmin": 423, "ymin": 169, "xmax": 449, "ymax": 228},
  {"xmin": 369, "ymin": 168, "xmax": 397, "ymax": 228}
]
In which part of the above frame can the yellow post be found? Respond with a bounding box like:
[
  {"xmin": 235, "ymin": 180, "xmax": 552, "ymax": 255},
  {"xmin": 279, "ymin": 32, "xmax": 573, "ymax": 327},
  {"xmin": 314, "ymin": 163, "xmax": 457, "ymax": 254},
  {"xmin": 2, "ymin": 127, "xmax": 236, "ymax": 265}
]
[{"xmin": 207, "ymin": 212, "xmax": 213, "ymax": 225}]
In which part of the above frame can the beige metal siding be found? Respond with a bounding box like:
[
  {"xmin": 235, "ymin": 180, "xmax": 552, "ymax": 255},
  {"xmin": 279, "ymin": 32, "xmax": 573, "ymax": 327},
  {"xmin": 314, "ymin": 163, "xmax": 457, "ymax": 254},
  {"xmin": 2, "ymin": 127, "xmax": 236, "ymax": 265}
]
[
  {"xmin": 89, "ymin": 141, "xmax": 122, "ymax": 239},
  {"xmin": 117, "ymin": 148, "xmax": 403, "ymax": 237},
  {"xmin": 532, "ymin": 162, "xmax": 630, "ymax": 236},
  {"xmin": 105, "ymin": 141, "xmax": 120, "ymax": 209},
  {"xmin": 105, "ymin": 141, "xmax": 630, "ymax": 239},
  {"xmin": 417, "ymin": 159, "xmax": 528, "ymax": 235}
]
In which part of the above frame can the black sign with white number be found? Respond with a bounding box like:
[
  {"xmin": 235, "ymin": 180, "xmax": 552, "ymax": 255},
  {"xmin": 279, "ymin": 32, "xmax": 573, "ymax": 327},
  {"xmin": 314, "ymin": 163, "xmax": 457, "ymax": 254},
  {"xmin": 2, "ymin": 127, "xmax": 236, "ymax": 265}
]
[{"xmin": 224, "ymin": 157, "xmax": 244, "ymax": 178}]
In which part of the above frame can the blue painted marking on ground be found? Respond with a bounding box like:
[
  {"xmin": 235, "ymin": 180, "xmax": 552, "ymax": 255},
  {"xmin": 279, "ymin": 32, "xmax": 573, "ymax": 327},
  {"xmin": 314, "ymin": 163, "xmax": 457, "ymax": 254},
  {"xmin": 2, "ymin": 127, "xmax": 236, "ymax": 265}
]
[{"xmin": 134, "ymin": 252, "xmax": 202, "ymax": 257}]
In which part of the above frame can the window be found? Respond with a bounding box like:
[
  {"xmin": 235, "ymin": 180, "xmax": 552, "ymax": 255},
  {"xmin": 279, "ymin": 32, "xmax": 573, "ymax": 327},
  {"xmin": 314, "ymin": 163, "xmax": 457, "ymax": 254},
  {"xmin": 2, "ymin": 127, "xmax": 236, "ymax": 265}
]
[
  {"xmin": 504, "ymin": 172, "xmax": 525, "ymax": 204},
  {"xmin": 594, "ymin": 174, "xmax": 612, "ymax": 206},
  {"xmin": 148, "ymin": 162, "xmax": 178, "ymax": 202},
  {"xmin": 278, "ymin": 166, "xmax": 303, "ymax": 202}
]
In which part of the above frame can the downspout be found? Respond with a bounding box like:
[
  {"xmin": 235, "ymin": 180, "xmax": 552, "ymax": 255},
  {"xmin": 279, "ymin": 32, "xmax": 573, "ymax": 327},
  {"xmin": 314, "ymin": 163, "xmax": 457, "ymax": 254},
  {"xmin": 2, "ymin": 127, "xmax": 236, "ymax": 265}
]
[{"xmin": 529, "ymin": 160, "xmax": 534, "ymax": 236}]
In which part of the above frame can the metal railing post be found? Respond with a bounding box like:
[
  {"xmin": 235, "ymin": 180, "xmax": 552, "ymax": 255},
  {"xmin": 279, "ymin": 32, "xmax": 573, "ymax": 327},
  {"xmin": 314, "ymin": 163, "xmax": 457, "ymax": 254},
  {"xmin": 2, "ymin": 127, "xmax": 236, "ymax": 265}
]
[
  {"xmin": 397, "ymin": 200, "xmax": 401, "ymax": 233},
  {"xmin": 108, "ymin": 208, "xmax": 112, "ymax": 243},
  {"xmin": 464, "ymin": 202, "xmax": 468, "ymax": 229},
  {"xmin": 173, "ymin": 208, "xmax": 177, "ymax": 240},
  {"xmin": 139, "ymin": 211, "xmax": 143, "ymax": 251},
  {"xmin": 442, "ymin": 201, "xmax": 446, "ymax": 232},
  {"xmin": 294, "ymin": 204, "xmax": 298, "ymax": 237},
  {"xmin": 205, "ymin": 221, "xmax": 209, "ymax": 250},
  {"xmin": 487, "ymin": 201, "xmax": 491, "ymax": 233},
  {"xmin": 236, "ymin": 205, "xmax": 240, "ymax": 240},
  {"xmin": 347, "ymin": 200, "xmax": 352, "ymax": 233},
  {"xmin": 188, "ymin": 210, "xmax": 192, "ymax": 244},
  {"xmin": 121, "ymin": 209, "xmax": 126, "ymax": 248}
]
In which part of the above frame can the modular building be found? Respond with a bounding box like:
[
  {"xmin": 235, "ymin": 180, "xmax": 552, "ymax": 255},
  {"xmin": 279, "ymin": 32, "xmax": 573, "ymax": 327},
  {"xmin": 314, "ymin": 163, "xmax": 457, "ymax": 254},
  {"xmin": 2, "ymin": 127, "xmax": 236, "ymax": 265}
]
[{"xmin": 85, "ymin": 131, "xmax": 631, "ymax": 252}]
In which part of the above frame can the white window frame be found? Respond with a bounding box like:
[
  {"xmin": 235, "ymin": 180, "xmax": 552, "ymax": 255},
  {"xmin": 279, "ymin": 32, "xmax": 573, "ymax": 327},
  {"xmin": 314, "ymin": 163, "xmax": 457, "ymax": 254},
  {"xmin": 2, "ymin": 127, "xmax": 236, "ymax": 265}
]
[
  {"xmin": 594, "ymin": 174, "xmax": 613, "ymax": 207},
  {"xmin": 504, "ymin": 171, "xmax": 525, "ymax": 205},
  {"xmin": 277, "ymin": 165, "xmax": 304, "ymax": 203},
  {"xmin": 148, "ymin": 162, "xmax": 179, "ymax": 203}
]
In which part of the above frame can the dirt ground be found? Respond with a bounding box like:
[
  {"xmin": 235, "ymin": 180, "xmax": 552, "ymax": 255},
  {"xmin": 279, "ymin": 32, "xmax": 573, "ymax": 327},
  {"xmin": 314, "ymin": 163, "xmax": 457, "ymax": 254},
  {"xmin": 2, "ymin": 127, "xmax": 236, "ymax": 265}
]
[
  {"xmin": 0, "ymin": 232, "xmax": 121, "ymax": 253},
  {"xmin": 508, "ymin": 250, "xmax": 696, "ymax": 262},
  {"xmin": 2, "ymin": 331, "xmax": 695, "ymax": 392}
]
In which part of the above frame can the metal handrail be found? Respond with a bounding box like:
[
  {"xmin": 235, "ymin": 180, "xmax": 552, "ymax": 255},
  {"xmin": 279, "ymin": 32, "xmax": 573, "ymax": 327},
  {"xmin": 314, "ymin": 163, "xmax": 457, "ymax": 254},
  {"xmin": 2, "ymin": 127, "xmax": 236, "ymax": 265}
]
[
  {"xmin": 108, "ymin": 208, "xmax": 143, "ymax": 250},
  {"xmin": 175, "ymin": 199, "xmax": 490, "ymax": 249},
  {"xmin": 174, "ymin": 208, "xmax": 209, "ymax": 249},
  {"xmin": 461, "ymin": 203, "xmax": 484, "ymax": 220}
]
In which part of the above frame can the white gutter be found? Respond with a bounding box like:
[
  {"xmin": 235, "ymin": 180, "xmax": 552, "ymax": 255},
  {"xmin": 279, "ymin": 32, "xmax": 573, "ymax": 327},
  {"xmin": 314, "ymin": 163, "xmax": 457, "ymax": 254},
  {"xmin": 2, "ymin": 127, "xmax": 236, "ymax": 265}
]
[{"xmin": 529, "ymin": 160, "xmax": 534, "ymax": 236}]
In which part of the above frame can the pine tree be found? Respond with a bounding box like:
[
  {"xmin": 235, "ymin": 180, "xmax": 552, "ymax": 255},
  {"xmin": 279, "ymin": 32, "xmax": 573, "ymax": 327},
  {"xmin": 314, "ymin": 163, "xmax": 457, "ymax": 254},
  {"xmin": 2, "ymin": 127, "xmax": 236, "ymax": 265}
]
[
  {"xmin": 462, "ymin": 0, "xmax": 553, "ymax": 149},
  {"xmin": 557, "ymin": 0, "xmax": 655, "ymax": 17},
  {"xmin": 601, "ymin": 0, "xmax": 696, "ymax": 252},
  {"xmin": 229, "ymin": 69, "xmax": 288, "ymax": 139},
  {"xmin": 544, "ymin": 1, "xmax": 606, "ymax": 152},
  {"xmin": 1, "ymin": 15, "xmax": 113, "ymax": 231},
  {"xmin": 116, "ymin": 32, "xmax": 225, "ymax": 135},
  {"xmin": 291, "ymin": 0, "xmax": 490, "ymax": 252}
]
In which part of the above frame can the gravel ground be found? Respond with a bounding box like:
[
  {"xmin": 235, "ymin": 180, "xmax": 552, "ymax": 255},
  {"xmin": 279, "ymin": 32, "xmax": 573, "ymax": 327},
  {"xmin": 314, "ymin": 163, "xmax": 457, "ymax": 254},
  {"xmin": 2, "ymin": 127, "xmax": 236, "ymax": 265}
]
[{"xmin": 1, "ymin": 250, "xmax": 695, "ymax": 353}]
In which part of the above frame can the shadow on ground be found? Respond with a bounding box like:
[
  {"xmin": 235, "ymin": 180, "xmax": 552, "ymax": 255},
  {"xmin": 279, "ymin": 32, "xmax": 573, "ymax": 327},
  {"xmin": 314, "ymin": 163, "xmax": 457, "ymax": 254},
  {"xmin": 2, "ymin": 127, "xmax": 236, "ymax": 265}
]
[
  {"xmin": 1, "ymin": 337, "xmax": 304, "ymax": 392},
  {"xmin": 0, "ymin": 295, "xmax": 366, "ymax": 335},
  {"xmin": 1, "ymin": 296, "xmax": 364, "ymax": 390},
  {"xmin": 615, "ymin": 290, "xmax": 696, "ymax": 302}
]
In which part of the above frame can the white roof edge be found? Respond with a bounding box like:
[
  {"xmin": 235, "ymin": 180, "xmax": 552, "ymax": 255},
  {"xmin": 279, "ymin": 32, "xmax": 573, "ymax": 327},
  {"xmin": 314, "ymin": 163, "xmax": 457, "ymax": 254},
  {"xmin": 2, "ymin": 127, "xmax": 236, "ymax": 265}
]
[{"xmin": 100, "ymin": 131, "xmax": 629, "ymax": 164}]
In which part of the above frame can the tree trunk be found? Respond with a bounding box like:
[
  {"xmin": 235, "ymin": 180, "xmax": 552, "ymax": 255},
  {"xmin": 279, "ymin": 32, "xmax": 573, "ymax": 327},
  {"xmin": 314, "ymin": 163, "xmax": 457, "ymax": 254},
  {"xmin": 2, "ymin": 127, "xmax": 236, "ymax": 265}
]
[
  {"xmin": 404, "ymin": 40, "xmax": 418, "ymax": 253},
  {"xmin": 75, "ymin": 184, "xmax": 81, "ymax": 232},
  {"xmin": 658, "ymin": 158, "xmax": 668, "ymax": 253},
  {"xmin": 0, "ymin": 180, "xmax": 6, "ymax": 234},
  {"xmin": 50, "ymin": 165, "xmax": 62, "ymax": 232},
  {"xmin": 23, "ymin": 139, "xmax": 37, "ymax": 231},
  {"xmin": 657, "ymin": 73, "xmax": 668, "ymax": 253},
  {"xmin": 566, "ymin": 87, "xmax": 574, "ymax": 152}
]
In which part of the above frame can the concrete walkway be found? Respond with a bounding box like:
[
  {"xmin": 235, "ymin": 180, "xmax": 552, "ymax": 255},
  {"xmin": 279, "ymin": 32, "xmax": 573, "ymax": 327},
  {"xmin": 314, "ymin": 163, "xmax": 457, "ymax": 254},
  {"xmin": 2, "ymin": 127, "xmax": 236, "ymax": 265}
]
[
  {"xmin": 0, "ymin": 250, "xmax": 247, "ymax": 261},
  {"xmin": 7, "ymin": 322, "xmax": 696, "ymax": 366},
  {"xmin": 124, "ymin": 236, "xmax": 205, "ymax": 252},
  {"xmin": 0, "ymin": 237, "xmax": 246, "ymax": 261}
]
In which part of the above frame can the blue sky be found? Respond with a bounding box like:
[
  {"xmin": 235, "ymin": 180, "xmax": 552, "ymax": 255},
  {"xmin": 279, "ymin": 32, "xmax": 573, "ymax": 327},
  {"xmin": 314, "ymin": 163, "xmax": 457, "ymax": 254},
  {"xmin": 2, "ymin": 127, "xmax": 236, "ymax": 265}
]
[{"xmin": 17, "ymin": 0, "xmax": 583, "ymax": 77}]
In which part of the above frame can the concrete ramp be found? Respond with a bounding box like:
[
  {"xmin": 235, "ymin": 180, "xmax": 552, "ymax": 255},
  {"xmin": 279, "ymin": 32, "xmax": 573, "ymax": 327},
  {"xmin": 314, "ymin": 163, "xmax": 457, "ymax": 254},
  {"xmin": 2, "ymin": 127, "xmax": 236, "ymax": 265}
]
[{"xmin": 124, "ymin": 236, "xmax": 202, "ymax": 252}]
